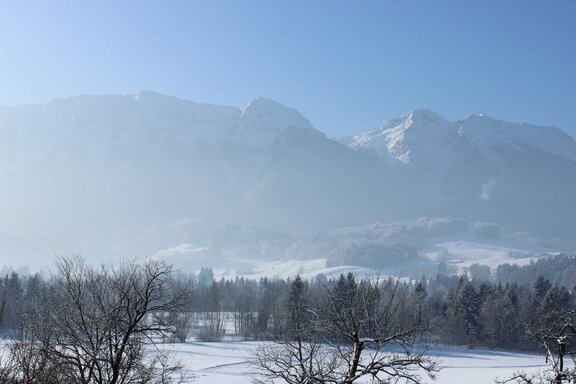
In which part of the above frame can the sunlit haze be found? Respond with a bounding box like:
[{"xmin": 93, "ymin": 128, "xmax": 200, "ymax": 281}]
[{"xmin": 1, "ymin": 1, "xmax": 576, "ymax": 271}]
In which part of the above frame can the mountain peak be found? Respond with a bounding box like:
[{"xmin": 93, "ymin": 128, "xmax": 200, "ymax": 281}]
[
  {"xmin": 235, "ymin": 97, "xmax": 315, "ymax": 144},
  {"xmin": 456, "ymin": 113, "xmax": 576, "ymax": 162},
  {"xmin": 133, "ymin": 90, "xmax": 174, "ymax": 102},
  {"xmin": 406, "ymin": 109, "xmax": 447, "ymax": 123},
  {"xmin": 343, "ymin": 109, "xmax": 576, "ymax": 166},
  {"xmin": 341, "ymin": 109, "xmax": 452, "ymax": 165},
  {"xmin": 240, "ymin": 97, "xmax": 311, "ymax": 127},
  {"xmin": 398, "ymin": 109, "xmax": 450, "ymax": 136},
  {"xmin": 241, "ymin": 97, "xmax": 288, "ymax": 112}
]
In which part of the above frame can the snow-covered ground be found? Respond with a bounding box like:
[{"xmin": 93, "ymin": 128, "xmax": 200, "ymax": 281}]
[
  {"xmin": 158, "ymin": 341, "xmax": 546, "ymax": 384},
  {"xmin": 214, "ymin": 258, "xmax": 377, "ymax": 281},
  {"xmin": 150, "ymin": 235, "xmax": 552, "ymax": 282},
  {"xmin": 423, "ymin": 239, "xmax": 547, "ymax": 274},
  {"xmin": 0, "ymin": 334, "xmax": 550, "ymax": 383},
  {"xmin": 148, "ymin": 246, "xmax": 379, "ymax": 281}
]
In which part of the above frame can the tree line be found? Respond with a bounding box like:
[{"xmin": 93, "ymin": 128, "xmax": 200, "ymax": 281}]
[
  {"xmin": 1, "ymin": 258, "xmax": 575, "ymax": 351},
  {"xmin": 1, "ymin": 255, "xmax": 576, "ymax": 383}
]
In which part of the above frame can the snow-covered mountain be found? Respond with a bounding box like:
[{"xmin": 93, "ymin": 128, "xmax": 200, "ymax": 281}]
[
  {"xmin": 0, "ymin": 91, "xmax": 314, "ymax": 163},
  {"xmin": 342, "ymin": 109, "xmax": 454, "ymax": 167},
  {"xmin": 0, "ymin": 92, "xmax": 394, "ymax": 259},
  {"xmin": 341, "ymin": 109, "xmax": 576, "ymax": 238},
  {"xmin": 342, "ymin": 109, "xmax": 576, "ymax": 167},
  {"xmin": 1, "ymin": 93, "xmax": 575, "ymax": 266}
]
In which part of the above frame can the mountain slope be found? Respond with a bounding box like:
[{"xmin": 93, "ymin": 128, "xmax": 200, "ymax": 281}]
[
  {"xmin": 0, "ymin": 92, "xmax": 395, "ymax": 246},
  {"xmin": 341, "ymin": 110, "xmax": 576, "ymax": 238},
  {"xmin": 1, "ymin": 93, "xmax": 575, "ymax": 263}
]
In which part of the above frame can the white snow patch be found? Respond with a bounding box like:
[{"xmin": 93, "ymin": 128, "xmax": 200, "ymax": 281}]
[
  {"xmin": 423, "ymin": 240, "xmax": 545, "ymax": 273},
  {"xmin": 149, "ymin": 246, "xmax": 379, "ymax": 281},
  {"xmin": 214, "ymin": 258, "xmax": 378, "ymax": 281}
]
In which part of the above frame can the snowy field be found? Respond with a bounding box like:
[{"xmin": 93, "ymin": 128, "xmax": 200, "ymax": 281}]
[
  {"xmin": 422, "ymin": 240, "xmax": 547, "ymax": 273},
  {"xmin": 158, "ymin": 341, "xmax": 546, "ymax": 384},
  {"xmin": 148, "ymin": 236, "xmax": 553, "ymax": 282}
]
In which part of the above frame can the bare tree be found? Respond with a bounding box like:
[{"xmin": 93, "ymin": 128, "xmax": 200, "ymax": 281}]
[
  {"xmin": 0, "ymin": 256, "xmax": 192, "ymax": 384},
  {"xmin": 320, "ymin": 274, "xmax": 438, "ymax": 384},
  {"xmin": 0, "ymin": 322, "xmax": 62, "ymax": 384},
  {"xmin": 252, "ymin": 275, "xmax": 339, "ymax": 384},
  {"xmin": 253, "ymin": 273, "xmax": 438, "ymax": 384},
  {"xmin": 496, "ymin": 309, "xmax": 576, "ymax": 384},
  {"xmin": 0, "ymin": 353, "xmax": 17, "ymax": 384}
]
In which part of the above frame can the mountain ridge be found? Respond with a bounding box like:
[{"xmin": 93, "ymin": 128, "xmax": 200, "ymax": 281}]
[
  {"xmin": 341, "ymin": 109, "xmax": 576, "ymax": 166},
  {"xmin": 0, "ymin": 91, "xmax": 575, "ymax": 264}
]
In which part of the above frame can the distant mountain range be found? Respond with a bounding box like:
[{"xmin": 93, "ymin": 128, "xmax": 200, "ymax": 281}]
[{"xmin": 0, "ymin": 92, "xmax": 574, "ymax": 265}]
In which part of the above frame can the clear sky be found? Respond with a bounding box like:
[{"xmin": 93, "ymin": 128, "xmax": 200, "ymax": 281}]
[{"xmin": 1, "ymin": 0, "xmax": 575, "ymax": 137}]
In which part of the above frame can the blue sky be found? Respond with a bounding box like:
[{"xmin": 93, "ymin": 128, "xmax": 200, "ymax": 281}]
[{"xmin": 1, "ymin": 0, "xmax": 575, "ymax": 137}]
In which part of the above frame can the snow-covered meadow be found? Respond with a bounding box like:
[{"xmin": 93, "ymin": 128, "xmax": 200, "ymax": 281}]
[{"xmin": 158, "ymin": 341, "xmax": 546, "ymax": 384}]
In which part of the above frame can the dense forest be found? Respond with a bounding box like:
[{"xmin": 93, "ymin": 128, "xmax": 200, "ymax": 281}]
[{"xmin": 1, "ymin": 255, "xmax": 575, "ymax": 351}]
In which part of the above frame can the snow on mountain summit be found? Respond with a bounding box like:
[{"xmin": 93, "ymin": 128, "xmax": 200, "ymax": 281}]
[
  {"xmin": 234, "ymin": 97, "xmax": 315, "ymax": 146},
  {"xmin": 344, "ymin": 109, "xmax": 453, "ymax": 166},
  {"xmin": 2, "ymin": 92, "xmax": 322, "ymax": 154},
  {"xmin": 343, "ymin": 110, "xmax": 576, "ymax": 165},
  {"xmin": 455, "ymin": 114, "xmax": 576, "ymax": 163}
]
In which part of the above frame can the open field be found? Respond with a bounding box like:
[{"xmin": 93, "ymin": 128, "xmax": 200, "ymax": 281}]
[{"xmin": 157, "ymin": 341, "xmax": 547, "ymax": 384}]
